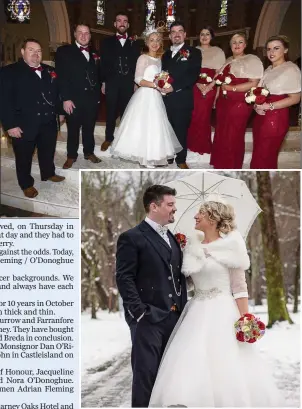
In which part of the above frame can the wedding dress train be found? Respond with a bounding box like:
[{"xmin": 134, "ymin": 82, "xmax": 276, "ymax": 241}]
[{"xmin": 149, "ymin": 231, "xmax": 285, "ymax": 407}]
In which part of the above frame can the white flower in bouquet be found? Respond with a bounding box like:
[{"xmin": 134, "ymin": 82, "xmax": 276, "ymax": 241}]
[
  {"xmin": 245, "ymin": 94, "xmax": 256, "ymax": 104},
  {"xmin": 261, "ymin": 88, "xmax": 269, "ymax": 96},
  {"xmin": 225, "ymin": 76, "xmax": 232, "ymax": 84},
  {"xmin": 215, "ymin": 79, "xmax": 223, "ymax": 85},
  {"xmin": 206, "ymin": 76, "xmax": 213, "ymax": 83}
]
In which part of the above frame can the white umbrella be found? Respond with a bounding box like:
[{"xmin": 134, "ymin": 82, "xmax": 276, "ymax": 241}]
[{"xmin": 166, "ymin": 172, "xmax": 261, "ymax": 240}]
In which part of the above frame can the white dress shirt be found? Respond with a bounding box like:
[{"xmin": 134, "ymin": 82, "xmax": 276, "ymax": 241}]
[
  {"xmin": 171, "ymin": 42, "xmax": 185, "ymax": 58},
  {"xmin": 76, "ymin": 41, "xmax": 90, "ymax": 61},
  {"xmin": 145, "ymin": 217, "xmax": 171, "ymax": 247},
  {"xmin": 116, "ymin": 33, "xmax": 128, "ymax": 47}
]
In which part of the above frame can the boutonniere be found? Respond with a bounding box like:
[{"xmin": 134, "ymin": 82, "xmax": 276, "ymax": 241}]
[
  {"xmin": 92, "ymin": 52, "xmax": 100, "ymax": 62},
  {"xmin": 128, "ymin": 35, "xmax": 138, "ymax": 45},
  {"xmin": 49, "ymin": 70, "xmax": 57, "ymax": 82},
  {"xmin": 178, "ymin": 49, "xmax": 190, "ymax": 61},
  {"xmin": 175, "ymin": 233, "xmax": 187, "ymax": 249}
]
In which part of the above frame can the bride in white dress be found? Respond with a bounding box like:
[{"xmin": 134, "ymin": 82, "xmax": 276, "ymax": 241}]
[
  {"xmin": 149, "ymin": 196, "xmax": 285, "ymax": 407},
  {"xmin": 111, "ymin": 30, "xmax": 182, "ymax": 168}
]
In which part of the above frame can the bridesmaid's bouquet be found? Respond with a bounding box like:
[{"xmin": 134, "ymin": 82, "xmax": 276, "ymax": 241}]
[
  {"xmin": 245, "ymin": 86, "xmax": 270, "ymax": 105},
  {"xmin": 235, "ymin": 313, "xmax": 266, "ymax": 343},
  {"xmin": 154, "ymin": 71, "xmax": 174, "ymax": 90},
  {"xmin": 215, "ymin": 64, "xmax": 235, "ymax": 97},
  {"xmin": 198, "ymin": 72, "xmax": 213, "ymax": 84}
]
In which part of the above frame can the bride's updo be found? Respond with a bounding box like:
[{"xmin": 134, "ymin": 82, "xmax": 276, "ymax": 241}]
[{"xmin": 199, "ymin": 201, "xmax": 236, "ymax": 234}]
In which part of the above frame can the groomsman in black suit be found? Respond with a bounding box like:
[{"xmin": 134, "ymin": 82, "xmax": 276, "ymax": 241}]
[
  {"xmin": 55, "ymin": 23, "xmax": 101, "ymax": 169},
  {"xmin": 162, "ymin": 22, "xmax": 201, "ymax": 169},
  {"xmin": 99, "ymin": 12, "xmax": 141, "ymax": 151},
  {"xmin": 0, "ymin": 39, "xmax": 65, "ymax": 199}
]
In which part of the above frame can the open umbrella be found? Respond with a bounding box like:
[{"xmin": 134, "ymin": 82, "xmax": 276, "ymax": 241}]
[{"xmin": 166, "ymin": 172, "xmax": 261, "ymax": 240}]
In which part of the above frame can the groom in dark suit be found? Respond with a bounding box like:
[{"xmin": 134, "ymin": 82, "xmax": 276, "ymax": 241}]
[
  {"xmin": 162, "ymin": 22, "xmax": 201, "ymax": 169},
  {"xmin": 55, "ymin": 23, "xmax": 101, "ymax": 169},
  {"xmin": 116, "ymin": 185, "xmax": 187, "ymax": 407},
  {"xmin": 99, "ymin": 12, "xmax": 141, "ymax": 151}
]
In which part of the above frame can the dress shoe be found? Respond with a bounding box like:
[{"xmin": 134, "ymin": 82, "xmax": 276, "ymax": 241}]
[
  {"xmin": 167, "ymin": 158, "xmax": 174, "ymax": 164},
  {"xmin": 177, "ymin": 162, "xmax": 189, "ymax": 169},
  {"xmin": 100, "ymin": 141, "xmax": 111, "ymax": 151},
  {"xmin": 84, "ymin": 153, "xmax": 102, "ymax": 163},
  {"xmin": 23, "ymin": 186, "xmax": 38, "ymax": 198},
  {"xmin": 44, "ymin": 175, "xmax": 65, "ymax": 182},
  {"xmin": 63, "ymin": 158, "xmax": 76, "ymax": 169}
]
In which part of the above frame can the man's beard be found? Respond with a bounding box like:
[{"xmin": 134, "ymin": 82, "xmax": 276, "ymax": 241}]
[{"xmin": 117, "ymin": 27, "xmax": 127, "ymax": 35}]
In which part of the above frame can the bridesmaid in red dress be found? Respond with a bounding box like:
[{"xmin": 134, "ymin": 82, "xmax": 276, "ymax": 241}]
[
  {"xmin": 187, "ymin": 27, "xmax": 225, "ymax": 154},
  {"xmin": 251, "ymin": 35, "xmax": 301, "ymax": 169},
  {"xmin": 211, "ymin": 32, "xmax": 263, "ymax": 169}
]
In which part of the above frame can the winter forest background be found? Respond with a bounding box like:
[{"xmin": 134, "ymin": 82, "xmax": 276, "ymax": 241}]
[
  {"xmin": 81, "ymin": 171, "xmax": 300, "ymax": 326},
  {"xmin": 81, "ymin": 170, "xmax": 300, "ymax": 407}
]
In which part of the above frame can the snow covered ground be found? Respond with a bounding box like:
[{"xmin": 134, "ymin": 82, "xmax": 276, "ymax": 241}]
[{"xmin": 81, "ymin": 305, "xmax": 300, "ymax": 407}]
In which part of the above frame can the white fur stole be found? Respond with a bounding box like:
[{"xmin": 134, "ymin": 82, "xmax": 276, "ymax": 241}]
[{"xmin": 182, "ymin": 230, "xmax": 250, "ymax": 277}]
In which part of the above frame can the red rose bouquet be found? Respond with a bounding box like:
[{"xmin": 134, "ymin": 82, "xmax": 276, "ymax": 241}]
[
  {"xmin": 215, "ymin": 64, "xmax": 235, "ymax": 97},
  {"xmin": 154, "ymin": 71, "xmax": 174, "ymax": 90},
  {"xmin": 178, "ymin": 49, "xmax": 190, "ymax": 61},
  {"xmin": 49, "ymin": 70, "xmax": 57, "ymax": 82},
  {"xmin": 245, "ymin": 86, "xmax": 270, "ymax": 105},
  {"xmin": 235, "ymin": 313, "xmax": 266, "ymax": 343},
  {"xmin": 92, "ymin": 52, "xmax": 100, "ymax": 62},
  {"xmin": 175, "ymin": 233, "xmax": 187, "ymax": 249}
]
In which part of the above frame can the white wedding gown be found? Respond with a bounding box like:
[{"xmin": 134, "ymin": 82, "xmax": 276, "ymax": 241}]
[
  {"xmin": 149, "ymin": 231, "xmax": 285, "ymax": 407},
  {"xmin": 111, "ymin": 54, "xmax": 182, "ymax": 167}
]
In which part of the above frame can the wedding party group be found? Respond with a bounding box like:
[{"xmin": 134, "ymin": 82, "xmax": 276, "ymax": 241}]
[
  {"xmin": 116, "ymin": 184, "xmax": 285, "ymax": 407},
  {"xmin": 0, "ymin": 11, "xmax": 301, "ymax": 198}
]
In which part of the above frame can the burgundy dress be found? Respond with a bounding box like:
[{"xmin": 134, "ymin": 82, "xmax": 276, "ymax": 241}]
[
  {"xmin": 250, "ymin": 95, "xmax": 288, "ymax": 169},
  {"xmin": 210, "ymin": 77, "xmax": 253, "ymax": 169},
  {"xmin": 187, "ymin": 68, "xmax": 216, "ymax": 154}
]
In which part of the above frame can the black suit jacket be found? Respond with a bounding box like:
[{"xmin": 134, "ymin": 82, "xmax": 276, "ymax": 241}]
[
  {"xmin": 0, "ymin": 60, "xmax": 62, "ymax": 141},
  {"xmin": 99, "ymin": 35, "xmax": 141, "ymax": 84},
  {"xmin": 162, "ymin": 45, "xmax": 201, "ymax": 110},
  {"xmin": 55, "ymin": 43, "xmax": 101, "ymax": 105},
  {"xmin": 116, "ymin": 221, "xmax": 187, "ymax": 325}
]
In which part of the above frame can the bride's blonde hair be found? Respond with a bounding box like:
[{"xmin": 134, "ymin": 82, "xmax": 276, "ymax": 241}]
[
  {"xmin": 199, "ymin": 201, "xmax": 236, "ymax": 234},
  {"xmin": 142, "ymin": 32, "xmax": 164, "ymax": 58}
]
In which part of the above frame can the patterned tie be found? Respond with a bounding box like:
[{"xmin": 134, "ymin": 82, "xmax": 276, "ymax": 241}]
[
  {"xmin": 117, "ymin": 34, "xmax": 127, "ymax": 40},
  {"xmin": 30, "ymin": 66, "xmax": 43, "ymax": 72},
  {"xmin": 157, "ymin": 225, "xmax": 171, "ymax": 247},
  {"xmin": 80, "ymin": 46, "xmax": 90, "ymax": 52}
]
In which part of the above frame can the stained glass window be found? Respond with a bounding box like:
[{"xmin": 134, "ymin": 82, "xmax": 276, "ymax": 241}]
[
  {"xmin": 166, "ymin": 0, "xmax": 175, "ymax": 29},
  {"xmin": 7, "ymin": 0, "xmax": 30, "ymax": 23},
  {"xmin": 145, "ymin": 0, "xmax": 156, "ymax": 32},
  {"xmin": 218, "ymin": 0, "xmax": 228, "ymax": 27},
  {"xmin": 97, "ymin": 0, "xmax": 105, "ymax": 26}
]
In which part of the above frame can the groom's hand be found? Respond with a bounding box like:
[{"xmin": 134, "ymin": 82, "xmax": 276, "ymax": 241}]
[{"xmin": 162, "ymin": 85, "xmax": 174, "ymax": 94}]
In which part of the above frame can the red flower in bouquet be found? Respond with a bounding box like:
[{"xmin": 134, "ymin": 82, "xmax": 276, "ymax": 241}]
[
  {"xmin": 245, "ymin": 86, "xmax": 270, "ymax": 105},
  {"xmin": 234, "ymin": 313, "xmax": 266, "ymax": 343},
  {"xmin": 175, "ymin": 233, "xmax": 187, "ymax": 249}
]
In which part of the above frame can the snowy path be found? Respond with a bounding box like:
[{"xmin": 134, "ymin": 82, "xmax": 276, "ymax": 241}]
[
  {"xmin": 81, "ymin": 348, "xmax": 299, "ymax": 408},
  {"xmin": 81, "ymin": 349, "xmax": 132, "ymax": 407}
]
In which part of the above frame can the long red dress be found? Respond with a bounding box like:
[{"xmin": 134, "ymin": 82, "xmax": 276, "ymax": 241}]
[
  {"xmin": 250, "ymin": 95, "xmax": 288, "ymax": 169},
  {"xmin": 187, "ymin": 68, "xmax": 216, "ymax": 154},
  {"xmin": 210, "ymin": 77, "xmax": 253, "ymax": 169}
]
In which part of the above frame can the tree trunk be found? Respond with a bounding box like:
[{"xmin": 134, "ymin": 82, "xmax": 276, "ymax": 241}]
[
  {"xmin": 90, "ymin": 265, "xmax": 97, "ymax": 319},
  {"xmin": 293, "ymin": 243, "xmax": 300, "ymax": 313},
  {"xmin": 256, "ymin": 172, "xmax": 293, "ymax": 327}
]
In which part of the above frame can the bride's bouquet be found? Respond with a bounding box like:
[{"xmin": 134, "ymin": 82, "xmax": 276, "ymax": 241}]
[
  {"xmin": 235, "ymin": 313, "xmax": 266, "ymax": 343},
  {"xmin": 154, "ymin": 71, "xmax": 174, "ymax": 90}
]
